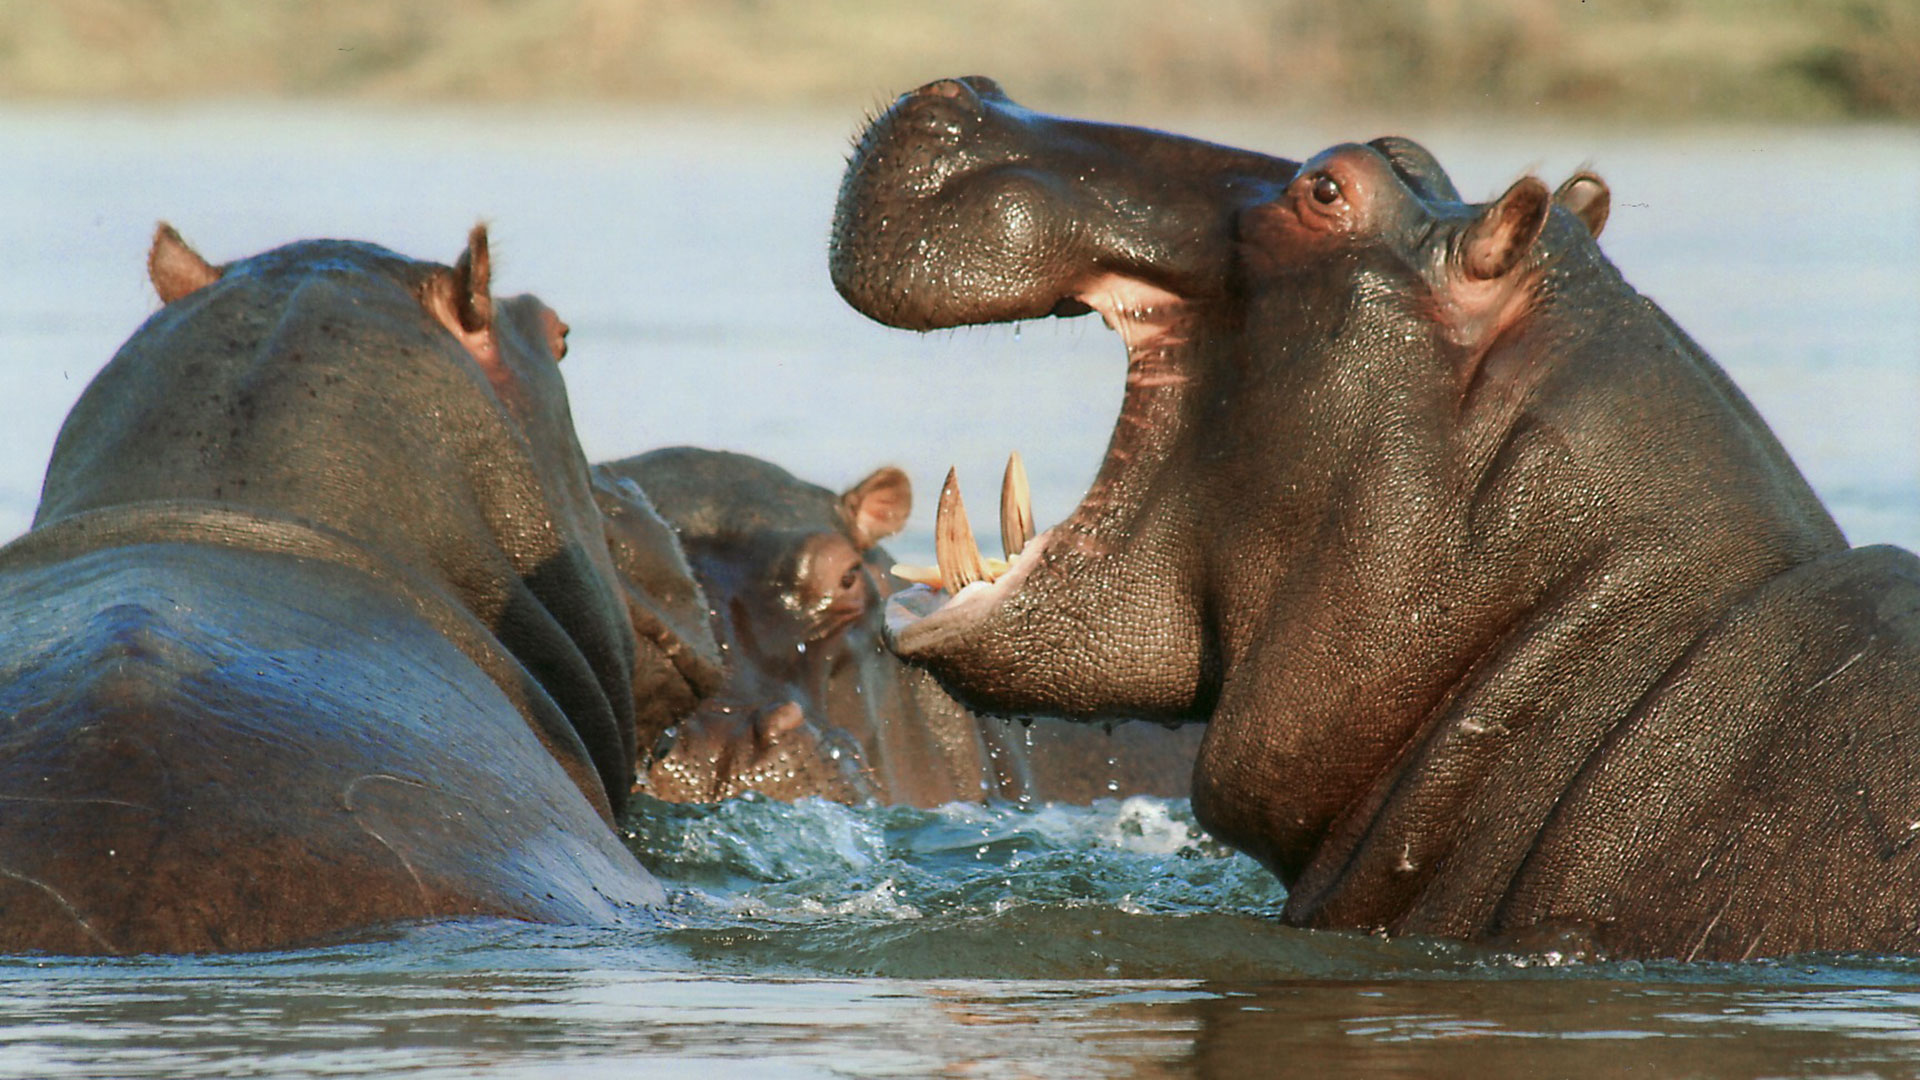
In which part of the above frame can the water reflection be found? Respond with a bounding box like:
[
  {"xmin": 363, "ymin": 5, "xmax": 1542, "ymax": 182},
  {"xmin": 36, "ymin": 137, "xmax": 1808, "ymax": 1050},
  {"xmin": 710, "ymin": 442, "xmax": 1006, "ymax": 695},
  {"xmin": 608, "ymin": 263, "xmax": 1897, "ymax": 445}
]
[{"xmin": 14, "ymin": 942, "xmax": 1920, "ymax": 1079}]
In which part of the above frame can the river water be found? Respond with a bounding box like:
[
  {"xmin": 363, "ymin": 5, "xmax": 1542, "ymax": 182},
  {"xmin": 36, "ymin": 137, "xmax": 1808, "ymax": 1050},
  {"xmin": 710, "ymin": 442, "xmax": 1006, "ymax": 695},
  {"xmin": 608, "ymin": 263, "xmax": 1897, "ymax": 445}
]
[{"xmin": 0, "ymin": 105, "xmax": 1915, "ymax": 1077}]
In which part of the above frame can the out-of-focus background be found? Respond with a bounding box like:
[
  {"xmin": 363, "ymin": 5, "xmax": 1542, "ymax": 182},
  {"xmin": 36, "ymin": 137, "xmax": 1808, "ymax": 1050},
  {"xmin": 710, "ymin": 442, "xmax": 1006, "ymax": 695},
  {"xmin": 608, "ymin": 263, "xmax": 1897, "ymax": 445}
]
[
  {"xmin": 2, "ymin": 0, "xmax": 1917, "ymax": 119},
  {"xmin": 0, "ymin": 1, "xmax": 1915, "ymax": 561}
]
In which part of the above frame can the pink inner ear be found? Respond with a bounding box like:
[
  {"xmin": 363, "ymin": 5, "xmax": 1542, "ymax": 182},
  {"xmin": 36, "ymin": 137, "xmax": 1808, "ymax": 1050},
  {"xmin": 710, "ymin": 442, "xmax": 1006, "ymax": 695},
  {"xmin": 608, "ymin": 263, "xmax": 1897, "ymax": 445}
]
[
  {"xmin": 843, "ymin": 467, "xmax": 912, "ymax": 549},
  {"xmin": 541, "ymin": 308, "xmax": 570, "ymax": 360},
  {"xmin": 424, "ymin": 273, "xmax": 495, "ymax": 355},
  {"xmin": 1462, "ymin": 177, "xmax": 1551, "ymax": 282},
  {"xmin": 148, "ymin": 223, "xmax": 220, "ymax": 304},
  {"xmin": 452, "ymin": 226, "xmax": 493, "ymax": 334},
  {"xmin": 1554, "ymin": 172, "xmax": 1611, "ymax": 239}
]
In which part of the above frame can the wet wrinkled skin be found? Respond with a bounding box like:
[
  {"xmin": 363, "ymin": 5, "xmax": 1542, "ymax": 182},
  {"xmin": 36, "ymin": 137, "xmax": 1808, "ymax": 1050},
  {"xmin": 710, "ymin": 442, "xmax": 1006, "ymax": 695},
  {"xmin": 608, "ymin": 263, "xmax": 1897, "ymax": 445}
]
[
  {"xmin": 590, "ymin": 467, "xmax": 727, "ymax": 764},
  {"xmin": 608, "ymin": 447, "xmax": 1202, "ymax": 807},
  {"xmin": 834, "ymin": 78, "xmax": 1920, "ymax": 960},
  {"xmin": 0, "ymin": 227, "xmax": 678, "ymax": 955}
]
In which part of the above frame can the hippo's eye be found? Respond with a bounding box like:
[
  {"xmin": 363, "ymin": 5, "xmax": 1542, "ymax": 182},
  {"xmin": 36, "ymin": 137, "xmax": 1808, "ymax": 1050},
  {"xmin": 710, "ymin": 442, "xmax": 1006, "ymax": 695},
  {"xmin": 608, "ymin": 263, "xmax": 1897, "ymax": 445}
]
[
  {"xmin": 1311, "ymin": 175, "xmax": 1343, "ymax": 205},
  {"xmin": 839, "ymin": 567, "xmax": 861, "ymax": 592}
]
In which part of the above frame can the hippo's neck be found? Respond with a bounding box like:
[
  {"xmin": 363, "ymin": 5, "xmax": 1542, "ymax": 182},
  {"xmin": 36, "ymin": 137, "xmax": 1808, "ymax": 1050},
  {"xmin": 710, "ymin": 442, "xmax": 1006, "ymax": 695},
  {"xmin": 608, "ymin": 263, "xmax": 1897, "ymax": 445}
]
[{"xmin": 1196, "ymin": 274, "xmax": 1847, "ymax": 938}]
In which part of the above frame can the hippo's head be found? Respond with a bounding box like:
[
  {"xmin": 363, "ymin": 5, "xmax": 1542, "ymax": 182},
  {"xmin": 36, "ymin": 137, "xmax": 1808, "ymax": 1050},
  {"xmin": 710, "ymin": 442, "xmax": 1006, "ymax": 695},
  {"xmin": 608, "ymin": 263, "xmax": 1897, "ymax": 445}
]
[
  {"xmin": 40, "ymin": 225, "xmax": 650, "ymax": 818},
  {"xmin": 832, "ymin": 83, "xmax": 1610, "ymax": 738},
  {"xmin": 832, "ymin": 79, "xmax": 1302, "ymax": 723},
  {"xmin": 606, "ymin": 448, "xmax": 916, "ymax": 804}
]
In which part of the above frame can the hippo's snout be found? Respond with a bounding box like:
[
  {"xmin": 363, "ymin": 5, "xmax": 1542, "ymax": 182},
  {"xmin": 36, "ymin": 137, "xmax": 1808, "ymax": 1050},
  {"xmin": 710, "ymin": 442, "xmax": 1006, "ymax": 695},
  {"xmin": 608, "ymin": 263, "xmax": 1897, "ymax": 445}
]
[
  {"xmin": 831, "ymin": 76, "xmax": 1299, "ymax": 334},
  {"xmin": 910, "ymin": 76, "xmax": 993, "ymax": 118}
]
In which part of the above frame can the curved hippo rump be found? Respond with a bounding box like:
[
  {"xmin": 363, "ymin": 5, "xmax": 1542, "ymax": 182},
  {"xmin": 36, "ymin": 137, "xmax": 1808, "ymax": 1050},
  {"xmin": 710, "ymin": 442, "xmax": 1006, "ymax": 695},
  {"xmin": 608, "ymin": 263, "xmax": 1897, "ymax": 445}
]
[
  {"xmin": 833, "ymin": 77, "xmax": 1920, "ymax": 960},
  {"xmin": 600, "ymin": 447, "xmax": 1202, "ymax": 807},
  {"xmin": 0, "ymin": 226, "xmax": 689, "ymax": 955}
]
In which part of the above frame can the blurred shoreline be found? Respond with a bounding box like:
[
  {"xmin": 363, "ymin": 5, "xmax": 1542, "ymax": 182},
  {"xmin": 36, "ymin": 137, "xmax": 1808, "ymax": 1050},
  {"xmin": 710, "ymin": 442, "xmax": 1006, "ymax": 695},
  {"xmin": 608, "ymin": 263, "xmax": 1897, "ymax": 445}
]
[{"xmin": 2, "ymin": 0, "xmax": 1916, "ymax": 123}]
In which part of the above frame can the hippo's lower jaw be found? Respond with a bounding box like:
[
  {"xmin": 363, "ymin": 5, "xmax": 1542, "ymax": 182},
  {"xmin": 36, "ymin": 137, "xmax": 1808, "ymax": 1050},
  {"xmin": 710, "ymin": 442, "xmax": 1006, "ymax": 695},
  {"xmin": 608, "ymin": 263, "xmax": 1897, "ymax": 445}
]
[
  {"xmin": 877, "ymin": 283, "xmax": 1217, "ymax": 723},
  {"xmin": 885, "ymin": 527, "xmax": 1057, "ymax": 656},
  {"xmin": 885, "ymin": 274, "xmax": 1192, "ymax": 651}
]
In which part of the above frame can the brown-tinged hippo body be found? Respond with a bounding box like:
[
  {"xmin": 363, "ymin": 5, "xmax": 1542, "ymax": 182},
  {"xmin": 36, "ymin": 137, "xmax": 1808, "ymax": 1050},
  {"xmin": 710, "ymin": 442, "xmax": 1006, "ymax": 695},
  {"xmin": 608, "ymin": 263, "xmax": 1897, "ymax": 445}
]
[
  {"xmin": 832, "ymin": 77, "xmax": 1920, "ymax": 960},
  {"xmin": 0, "ymin": 228, "xmax": 695, "ymax": 954},
  {"xmin": 602, "ymin": 447, "xmax": 1202, "ymax": 807}
]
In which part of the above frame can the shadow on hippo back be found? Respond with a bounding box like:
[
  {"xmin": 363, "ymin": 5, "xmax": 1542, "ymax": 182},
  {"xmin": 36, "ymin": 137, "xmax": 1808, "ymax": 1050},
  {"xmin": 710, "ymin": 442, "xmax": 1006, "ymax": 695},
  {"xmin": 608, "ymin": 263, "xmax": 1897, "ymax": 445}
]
[
  {"xmin": 0, "ymin": 223, "xmax": 675, "ymax": 955},
  {"xmin": 590, "ymin": 466, "xmax": 727, "ymax": 766},
  {"xmin": 603, "ymin": 447, "xmax": 1204, "ymax": 808},
  {"xmin": 834, "ymin": 77, "xmax": 1920, "ymax": 960}
]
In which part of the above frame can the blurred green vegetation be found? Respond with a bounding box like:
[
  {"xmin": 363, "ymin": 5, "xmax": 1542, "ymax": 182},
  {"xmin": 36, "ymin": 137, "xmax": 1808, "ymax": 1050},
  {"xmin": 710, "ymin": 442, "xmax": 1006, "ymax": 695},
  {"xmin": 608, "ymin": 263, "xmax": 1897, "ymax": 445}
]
[{"xmin": 1, "ymin": 0, "xmax": 1915, "ymax": 121}]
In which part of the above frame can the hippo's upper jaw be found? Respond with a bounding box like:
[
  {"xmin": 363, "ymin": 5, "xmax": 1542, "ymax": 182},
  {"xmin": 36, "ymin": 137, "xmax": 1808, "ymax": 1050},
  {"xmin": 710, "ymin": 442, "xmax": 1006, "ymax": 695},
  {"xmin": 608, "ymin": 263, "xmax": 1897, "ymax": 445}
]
[
  {"xmin": 832, "ymin": 76, "xmax": 1296, "ymax": 333},
  {"xmin": 833, "ymin": 77, "xmax": 1297, "ymax": 723}
]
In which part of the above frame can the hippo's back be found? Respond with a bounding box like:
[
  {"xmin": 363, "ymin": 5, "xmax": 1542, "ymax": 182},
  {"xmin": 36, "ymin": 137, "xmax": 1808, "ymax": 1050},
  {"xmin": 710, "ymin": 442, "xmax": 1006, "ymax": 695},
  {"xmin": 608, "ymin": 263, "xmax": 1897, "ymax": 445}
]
[
  {"xmin": 1495, "ymin": 544, "xmax": 1920, "ymax": 959},
  {"xmin": 0, "ymin": 540, "xmax": 658, "ymax": 955}
]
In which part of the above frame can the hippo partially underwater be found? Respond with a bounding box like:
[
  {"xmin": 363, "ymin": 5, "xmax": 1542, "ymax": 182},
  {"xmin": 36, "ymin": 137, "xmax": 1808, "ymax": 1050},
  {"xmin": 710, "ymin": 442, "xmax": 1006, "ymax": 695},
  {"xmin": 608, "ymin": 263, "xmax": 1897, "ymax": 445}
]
[
  {"xmin": 832, "ymin": 76, "xmax": 1920, "ymax": 960},
  {"xmin": 0, "ymin": 226, "xmax": 714, "ymax": 954},
  {"xmin": 598, "ymin": 447, "xmax": 1203, "ymax": 807}
]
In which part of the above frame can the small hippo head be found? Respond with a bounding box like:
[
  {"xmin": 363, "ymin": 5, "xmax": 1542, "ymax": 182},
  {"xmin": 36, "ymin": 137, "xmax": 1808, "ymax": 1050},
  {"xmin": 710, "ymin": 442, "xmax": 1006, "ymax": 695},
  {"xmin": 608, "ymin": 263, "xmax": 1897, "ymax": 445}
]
[{"xmin": 604, "ymin": 448, "xmax": 914, "ymax": 803}]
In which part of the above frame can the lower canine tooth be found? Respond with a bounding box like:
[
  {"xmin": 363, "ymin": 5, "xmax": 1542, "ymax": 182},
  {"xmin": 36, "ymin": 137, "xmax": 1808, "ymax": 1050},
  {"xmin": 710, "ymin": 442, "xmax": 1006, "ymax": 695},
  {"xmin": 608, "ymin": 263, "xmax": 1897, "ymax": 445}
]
[
  {"xmin": 1001, "ymin": 450, "xmax": 1034, "ymax": 559},
  {"xmin": 935, "ymin": 467, "xmax": 990, "ymax": 594}
]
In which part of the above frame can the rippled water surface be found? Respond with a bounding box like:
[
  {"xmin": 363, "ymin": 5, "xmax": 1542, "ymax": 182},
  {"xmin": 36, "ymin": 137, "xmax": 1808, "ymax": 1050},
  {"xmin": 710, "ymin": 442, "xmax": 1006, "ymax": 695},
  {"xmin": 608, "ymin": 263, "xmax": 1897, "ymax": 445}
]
[
  {"xmin": 14, "ymin": 797, "xmax": 1920, "ymax": 1079},
  {"xmin": 0, "ymin": 106, "xmax": 1915, "ymax": 1077}
]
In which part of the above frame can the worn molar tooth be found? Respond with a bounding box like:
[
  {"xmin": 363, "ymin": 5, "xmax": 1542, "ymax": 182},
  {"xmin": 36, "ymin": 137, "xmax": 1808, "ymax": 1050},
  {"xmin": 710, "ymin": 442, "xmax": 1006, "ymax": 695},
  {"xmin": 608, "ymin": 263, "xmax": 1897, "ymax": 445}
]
[
  {"xmin": 935, "ymin": 466, "xmax": 990, "ymax": 594},
  {"xmin": 1001, "ymin": 450, "xmax": 1034, "ymax": 560}
]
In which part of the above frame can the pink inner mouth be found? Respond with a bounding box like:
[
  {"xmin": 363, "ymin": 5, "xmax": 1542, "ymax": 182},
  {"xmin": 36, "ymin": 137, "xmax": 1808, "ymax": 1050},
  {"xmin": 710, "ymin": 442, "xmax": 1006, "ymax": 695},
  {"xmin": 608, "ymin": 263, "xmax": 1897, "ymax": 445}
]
[{"xmin": 885, "ymin": 273, "xmax": 1191, "ymax": 656}]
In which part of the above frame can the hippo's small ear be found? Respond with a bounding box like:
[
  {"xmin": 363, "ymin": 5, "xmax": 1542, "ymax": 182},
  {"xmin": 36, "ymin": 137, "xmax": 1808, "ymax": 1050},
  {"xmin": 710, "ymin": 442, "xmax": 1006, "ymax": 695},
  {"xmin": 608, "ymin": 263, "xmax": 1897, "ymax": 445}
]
[
  {"xmin": 451, "ymin": 224, "xmax": 493, "ymax": 334},
  {"xmin": 841, "ymin": 466, "xmax": 912, "ymax": 549},
  {"xmin": 1460, "ymin": 176, "xmax": 1551, "ymax": 281},
  {"xmin": 1554, "ymin": 171, "xmax": 1610, "ymax": 239},
  {"xmin": 423, "ymin": 224, "xmax": 499, "ymax": 364},
  {"xmin": 148, "ymin": 223, "xmax": 220, "ymax": 304}
]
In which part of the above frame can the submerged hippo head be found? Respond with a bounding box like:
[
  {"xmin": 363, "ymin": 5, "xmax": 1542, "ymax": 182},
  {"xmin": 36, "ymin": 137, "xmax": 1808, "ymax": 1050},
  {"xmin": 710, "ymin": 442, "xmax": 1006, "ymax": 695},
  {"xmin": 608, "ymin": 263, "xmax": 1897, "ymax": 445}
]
[
  {"xmin": 604, "ymin": 447, "xmax": 1206, "ymax": 807},
  {"xmin": 592, "ymin": 467, "xmax": 727, "ymax": 765},
  {"xmin": 831, "ymin": 83, "xmax": 1898, "ymax": 960},
  {"xmin": 605, "ymin": 448, "xmax": 921, "ymax": 803}
]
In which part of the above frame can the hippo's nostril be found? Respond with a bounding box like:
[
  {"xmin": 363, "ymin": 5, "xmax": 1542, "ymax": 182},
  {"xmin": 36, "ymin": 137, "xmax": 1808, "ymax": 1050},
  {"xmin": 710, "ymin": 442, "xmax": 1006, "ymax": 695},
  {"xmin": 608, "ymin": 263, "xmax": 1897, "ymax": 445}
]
[{"xmin": 910, "ymin": 77, "xmax": 986, "ymax": 119}]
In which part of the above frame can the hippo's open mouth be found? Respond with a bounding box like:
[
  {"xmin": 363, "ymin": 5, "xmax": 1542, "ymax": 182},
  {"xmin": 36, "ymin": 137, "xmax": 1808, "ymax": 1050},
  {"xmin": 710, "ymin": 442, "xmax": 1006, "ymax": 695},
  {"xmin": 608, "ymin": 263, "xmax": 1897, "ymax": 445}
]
[
  {"xmin": 831, "ymin": 76, "xmax": 1296, "ymax": 718},
  {"xmin": 883, "ymin": 276, "xmax": 1191, "ymax": 654}
]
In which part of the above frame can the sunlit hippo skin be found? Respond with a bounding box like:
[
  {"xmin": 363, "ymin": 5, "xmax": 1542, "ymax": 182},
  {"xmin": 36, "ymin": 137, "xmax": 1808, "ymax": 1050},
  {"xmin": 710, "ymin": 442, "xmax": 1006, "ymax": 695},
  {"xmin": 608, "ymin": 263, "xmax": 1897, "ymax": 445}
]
[
  {"xmin": 832, "ymin": 77, "xmax": 1920, "ymax": 960},
  {"xmin": 605, "ymin": 447, "xmax": 1203, "ymax": 807},
  {"xmin": 0, "ymin": 226, "xmax": 693, "ymax": 955}
]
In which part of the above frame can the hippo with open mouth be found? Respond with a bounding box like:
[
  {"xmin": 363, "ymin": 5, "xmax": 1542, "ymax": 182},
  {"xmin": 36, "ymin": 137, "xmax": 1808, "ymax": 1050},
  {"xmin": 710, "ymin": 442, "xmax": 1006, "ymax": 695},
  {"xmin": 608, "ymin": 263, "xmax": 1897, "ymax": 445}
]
[
  {"xmin": 0, "ymin": 226, "xmax": 707, "ymax": 954},
  {"xmin": 831, "ymin": 77, "xmax": 1920, "ymax": 960}
]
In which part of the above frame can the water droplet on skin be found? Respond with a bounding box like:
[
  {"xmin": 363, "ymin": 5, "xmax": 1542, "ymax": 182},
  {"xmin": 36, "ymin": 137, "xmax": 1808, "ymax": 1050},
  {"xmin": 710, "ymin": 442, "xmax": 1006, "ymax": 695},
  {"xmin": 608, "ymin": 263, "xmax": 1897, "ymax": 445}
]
[{"xmin": 796, "ymin": 642, "xmax": 807, "ymax": 654}]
